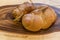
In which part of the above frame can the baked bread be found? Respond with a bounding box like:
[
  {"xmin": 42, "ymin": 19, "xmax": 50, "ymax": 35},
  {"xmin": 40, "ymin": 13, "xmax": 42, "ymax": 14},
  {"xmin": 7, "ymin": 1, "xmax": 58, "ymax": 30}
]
[{"xmin": 22, "ymin": 6, "xmax": 57, "ymax": 32}]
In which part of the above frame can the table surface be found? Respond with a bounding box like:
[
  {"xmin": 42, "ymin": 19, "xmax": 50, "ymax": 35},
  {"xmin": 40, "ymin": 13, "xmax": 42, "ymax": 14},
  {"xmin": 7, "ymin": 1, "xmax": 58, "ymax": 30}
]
[{"xmin": 0, "ymin": 0, "xmax": 60, "ymax": 40}]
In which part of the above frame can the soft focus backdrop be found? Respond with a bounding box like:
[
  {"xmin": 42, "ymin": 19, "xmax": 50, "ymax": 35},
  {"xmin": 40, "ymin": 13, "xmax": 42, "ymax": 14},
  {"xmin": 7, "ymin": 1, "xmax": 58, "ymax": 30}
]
[{"xmin": 0, "ymin": 0, "xmax": 60, "ymax": 8}]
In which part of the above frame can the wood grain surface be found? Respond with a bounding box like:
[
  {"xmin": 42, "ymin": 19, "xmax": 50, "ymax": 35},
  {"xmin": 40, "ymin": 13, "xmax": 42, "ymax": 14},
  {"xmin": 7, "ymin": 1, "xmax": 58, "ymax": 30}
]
[{"xmin": 0, "ymin": 3, "xmax": 60, "ymax": 40}]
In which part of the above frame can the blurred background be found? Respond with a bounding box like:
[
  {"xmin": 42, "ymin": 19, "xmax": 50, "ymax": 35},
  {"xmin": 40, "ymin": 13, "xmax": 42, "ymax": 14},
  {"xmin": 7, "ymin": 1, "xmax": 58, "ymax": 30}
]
[{"xmin": 0, "ymin": 0, "xmax": 60, "ymax": 8}]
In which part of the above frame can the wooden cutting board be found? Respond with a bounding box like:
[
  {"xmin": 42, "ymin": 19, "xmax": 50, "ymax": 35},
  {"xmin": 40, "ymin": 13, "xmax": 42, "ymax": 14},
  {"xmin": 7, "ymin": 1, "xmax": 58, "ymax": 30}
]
[{"xmin": 0, "ymin": 3, "xmax": 60, "ymax": 40}]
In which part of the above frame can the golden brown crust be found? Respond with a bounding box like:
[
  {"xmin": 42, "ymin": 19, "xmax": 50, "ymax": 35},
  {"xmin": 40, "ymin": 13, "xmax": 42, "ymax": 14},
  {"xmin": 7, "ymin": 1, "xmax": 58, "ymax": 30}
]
[
  {"xmin": 12, "ymin": 2, "xmax": 35, "ymax": 22},
  {"xmin": 22, "ymin": 6, "xmax": 57, "ymax": 32}
]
